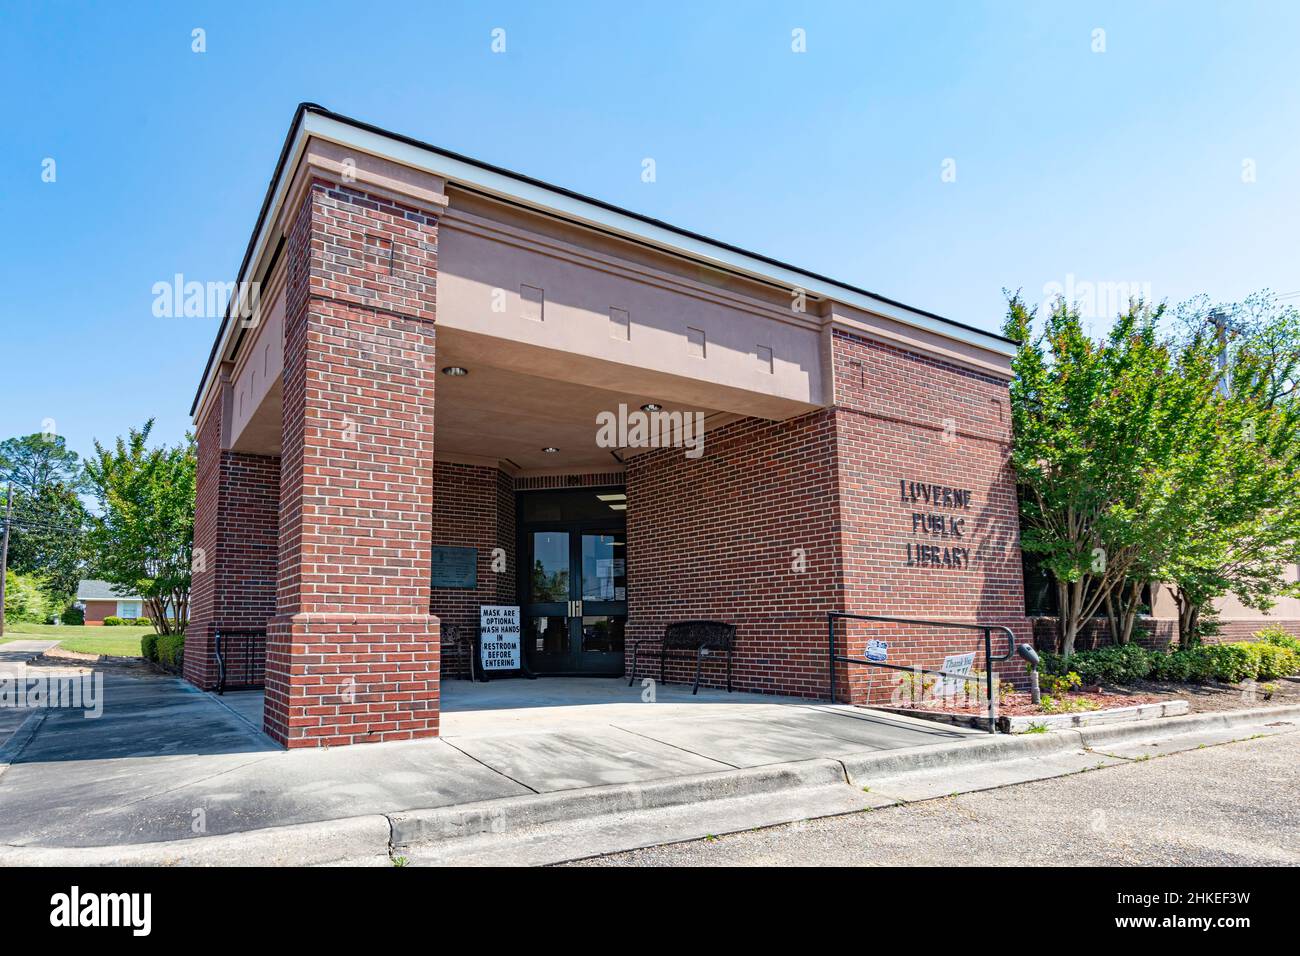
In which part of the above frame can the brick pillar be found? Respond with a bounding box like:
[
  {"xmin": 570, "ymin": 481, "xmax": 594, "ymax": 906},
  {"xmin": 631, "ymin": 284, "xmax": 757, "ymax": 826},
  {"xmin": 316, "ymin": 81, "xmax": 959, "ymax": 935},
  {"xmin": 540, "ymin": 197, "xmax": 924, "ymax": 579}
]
[
  {"xmin": 264, "ymin": 178, "xmax": 441, "ymax": 748},
  {"xmin": 185, "ymin": 368, "xmax": 281, "ymax": 690},
  {"xmin": 830, "ymin": 328, "xmax": 1030, "ymax": 704}
]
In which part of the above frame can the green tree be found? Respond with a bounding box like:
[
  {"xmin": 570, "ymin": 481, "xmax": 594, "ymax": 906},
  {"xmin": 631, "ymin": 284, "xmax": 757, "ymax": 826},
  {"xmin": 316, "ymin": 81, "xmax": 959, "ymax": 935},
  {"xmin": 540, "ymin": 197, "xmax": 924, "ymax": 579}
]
[
  {"xmin": 1, "ymin": 484, "xmax": 87, "ymax": 604},
  {"xmin": 0, "ymin": 434, "xmax": 89, "ymax": 605},
  {"xmin": 1003, "ymin": 293, "xmax": 1221, "ymax": 656},
  {"xmin": 3, "ymin": 569, "xmax": 56, "ymax": 624},
  {"xmin": 83, "ymin": 421, "xmax": 196, "ymax": 634},
  {"xmin": 0, "ymin": 432, "xmax": 87, "ymax": 494},
  {"xmin": 1161, "ymin": 293, "xmax": 1300, "ymax": 642}
]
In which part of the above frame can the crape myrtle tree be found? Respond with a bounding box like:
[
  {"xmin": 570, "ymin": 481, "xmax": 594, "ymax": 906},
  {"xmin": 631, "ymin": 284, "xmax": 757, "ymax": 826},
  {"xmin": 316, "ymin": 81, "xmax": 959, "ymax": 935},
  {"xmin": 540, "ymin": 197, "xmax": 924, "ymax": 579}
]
[
  {"xmin": 1161, "ymin": 293, "xmax": 1300, "ymax": 643},
  {"xmin": 83, "ymin": 421, "xmax": 196, "ymax": 635},
  {"xmin": 1003, "ymin": 293, "xmax": 1222, "ymax": 657},
  {"xmin": 0, "ymin": 433, "xmax": 89, "ymax": 606}
]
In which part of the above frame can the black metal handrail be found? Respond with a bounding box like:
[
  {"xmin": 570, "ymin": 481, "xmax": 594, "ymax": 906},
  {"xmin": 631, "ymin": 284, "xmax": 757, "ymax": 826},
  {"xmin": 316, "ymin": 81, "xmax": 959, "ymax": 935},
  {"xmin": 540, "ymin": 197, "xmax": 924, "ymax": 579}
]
[
  {"xmin": 827, "ymin": 612, "xmax": 1018, "ymax": 733},
  {"xmin": 214, "ymin": 628, "xmax": 267, "ymax": 695}
]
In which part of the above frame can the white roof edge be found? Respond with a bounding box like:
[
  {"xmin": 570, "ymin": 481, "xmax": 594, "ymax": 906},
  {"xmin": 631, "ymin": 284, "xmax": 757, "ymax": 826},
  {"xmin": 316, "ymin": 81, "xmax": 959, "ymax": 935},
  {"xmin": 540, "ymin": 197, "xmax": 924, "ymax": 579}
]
[{"xmin": 195, "ymin": 121, "xmax": 310, "ymax": 424}]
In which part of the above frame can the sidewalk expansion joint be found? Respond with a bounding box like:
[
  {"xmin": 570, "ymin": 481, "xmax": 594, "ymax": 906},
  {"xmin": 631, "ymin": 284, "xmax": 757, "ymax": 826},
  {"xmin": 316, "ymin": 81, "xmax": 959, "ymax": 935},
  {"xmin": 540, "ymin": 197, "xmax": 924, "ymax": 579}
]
[
  {"xmin": 440, "ymin": 738, "xmax": 540, "ymax": 794},
  {"xmin": 606, "ymin": 723, "xmax": 742, "ymax": 770}
]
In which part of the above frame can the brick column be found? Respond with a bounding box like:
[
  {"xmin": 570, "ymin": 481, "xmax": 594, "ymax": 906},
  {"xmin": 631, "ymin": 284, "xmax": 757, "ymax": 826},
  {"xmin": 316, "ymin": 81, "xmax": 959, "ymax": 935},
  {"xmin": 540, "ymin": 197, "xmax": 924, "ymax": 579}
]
[
  {"xmin": 264, "ymin": 178, "xmax": 441, "ymax": 748},
  {"xmin": 185, "ymin": 368, "xmax": 281, "ymax": 690},
  {"xmin": 831, "ymin": 328, "xmax": 1030, "ymax": 704}
]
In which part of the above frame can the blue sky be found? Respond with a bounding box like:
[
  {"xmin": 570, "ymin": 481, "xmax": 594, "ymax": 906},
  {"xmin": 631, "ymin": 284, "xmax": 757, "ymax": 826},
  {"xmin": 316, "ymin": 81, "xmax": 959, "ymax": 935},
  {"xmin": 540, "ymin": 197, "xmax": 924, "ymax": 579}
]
[{"xmin": 2, "ymin": 0, "xmax": 1297, "ymax": 461}]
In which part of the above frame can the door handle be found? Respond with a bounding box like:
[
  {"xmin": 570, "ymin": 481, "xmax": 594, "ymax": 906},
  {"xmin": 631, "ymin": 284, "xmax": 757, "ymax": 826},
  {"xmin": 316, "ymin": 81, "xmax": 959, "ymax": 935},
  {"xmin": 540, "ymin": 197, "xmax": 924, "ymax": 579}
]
[{"xmin": 575, "ymin": 600, "xmax": 583, "ymax": 618}]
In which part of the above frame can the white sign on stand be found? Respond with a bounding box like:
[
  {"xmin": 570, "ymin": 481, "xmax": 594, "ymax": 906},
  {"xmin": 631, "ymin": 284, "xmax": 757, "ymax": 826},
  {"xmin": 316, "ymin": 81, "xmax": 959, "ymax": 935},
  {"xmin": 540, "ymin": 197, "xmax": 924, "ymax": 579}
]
[
  {"xmin": 479, "ymin": 605, "xmax": 521, "ymax": 671},
  {"xmin": 936, "ymin": 652, "xmax": 976, "ymax": 696}
]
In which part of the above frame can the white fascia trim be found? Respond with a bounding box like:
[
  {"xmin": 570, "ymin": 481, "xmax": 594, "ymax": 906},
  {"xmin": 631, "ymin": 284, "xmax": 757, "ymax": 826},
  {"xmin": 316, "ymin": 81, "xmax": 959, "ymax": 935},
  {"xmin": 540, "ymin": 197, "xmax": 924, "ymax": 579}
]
[
  {"xmin": 195, "ymin": 123, "xmax": 310, "ymax": 424},
  {"xmin": 301, "ymin": 112, "xmax": 1016, "ymax": 359}
]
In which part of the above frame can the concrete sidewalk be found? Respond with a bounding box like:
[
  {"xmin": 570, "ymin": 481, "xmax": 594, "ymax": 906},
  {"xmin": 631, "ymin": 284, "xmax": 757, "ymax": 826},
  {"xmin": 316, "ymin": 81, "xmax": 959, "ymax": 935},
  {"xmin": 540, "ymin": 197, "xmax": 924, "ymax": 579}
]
[
  {"xmin": 0, "ymin": 663, "xmax": 974, "ymax": 850},
  {"xmin": 5, "ymin": 659, "xmax": 1294, "ymax": 866}
]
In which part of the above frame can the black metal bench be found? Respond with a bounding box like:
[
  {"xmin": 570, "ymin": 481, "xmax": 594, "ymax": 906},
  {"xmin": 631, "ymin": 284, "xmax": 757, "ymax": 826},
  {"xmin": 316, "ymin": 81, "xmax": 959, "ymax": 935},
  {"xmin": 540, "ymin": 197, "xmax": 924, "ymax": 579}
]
[
  {"xmin": 627, "ymin": 620, "xmax": 736, "ymax": 695},
  {"xmin": 440, "ymin": 623, "xmax": 479, "ymax": 682}
]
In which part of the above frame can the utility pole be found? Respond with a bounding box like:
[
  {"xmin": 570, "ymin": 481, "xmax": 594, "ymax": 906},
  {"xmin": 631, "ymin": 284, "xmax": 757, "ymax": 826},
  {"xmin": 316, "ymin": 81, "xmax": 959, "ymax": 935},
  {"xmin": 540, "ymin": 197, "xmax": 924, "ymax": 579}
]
[
  {"xmin": 1210, "ymin": 308, "xmax": 1231, "ymax": 397},
  {"xmin": 0, "ymin": 484, "xmax": 11, "ymax": 638}
]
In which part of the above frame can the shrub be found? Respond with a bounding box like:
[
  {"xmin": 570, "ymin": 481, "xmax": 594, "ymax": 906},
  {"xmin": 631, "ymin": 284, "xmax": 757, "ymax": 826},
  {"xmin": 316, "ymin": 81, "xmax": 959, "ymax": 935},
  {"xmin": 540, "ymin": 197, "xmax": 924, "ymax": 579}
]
[
  {"xmin": 1040, "ymin": 671, "xmax": 1082, "ymax": 697},
  {"xmin": 155, "ymin": 633, "xmax": 185, "ymax": 669},
  {"xmin": 1246, "ymin": 642, "xmax": 1299, "ymax": 680},
  {"xmin": 1149, "ymin": 642, "xmax": 1299, "ymax": 683},
  {"xmin": 1039, "ymin": 644, "xmax": 1153, "ymax": 684},
  {"xmin": 102, "ymin": 615, "xmax": 124, "ymax": 627},
  {"xmin": 1037, "ymin": 635, "xmax": 1300, "ymax": 686},
  {"xmin": 1256, "ymin": 626, "xmax": 1300, "ymax": 654},
  {"xmin": 60, "ymin": 604, "xmax": 85, "ymax": 625},
  {"xmin": 3, "ymin": 570, "xmax": 54, "ymax": 624},
  {"xmin": 1077, "ymin": 644, "xmax": 1153, "ymax": 684},
  {"xmin": 1198, "ymin": 643, "xmax": 1255, "ymax": 682},
  {"xmin": 1150, "ymin": 648, "xmax": 1205, "ymax": 682},
  {"xmin": 141, "ymin": 632, "xmax": 159, "ymax": 662}
]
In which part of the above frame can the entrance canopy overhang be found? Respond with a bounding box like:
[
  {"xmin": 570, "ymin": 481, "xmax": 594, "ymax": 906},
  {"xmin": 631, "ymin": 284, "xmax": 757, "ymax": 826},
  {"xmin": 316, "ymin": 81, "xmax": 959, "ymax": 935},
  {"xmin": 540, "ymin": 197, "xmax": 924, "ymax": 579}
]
[{"xmin": 197, "ymin": 104, "xmax": 1017, "ymax": 454}]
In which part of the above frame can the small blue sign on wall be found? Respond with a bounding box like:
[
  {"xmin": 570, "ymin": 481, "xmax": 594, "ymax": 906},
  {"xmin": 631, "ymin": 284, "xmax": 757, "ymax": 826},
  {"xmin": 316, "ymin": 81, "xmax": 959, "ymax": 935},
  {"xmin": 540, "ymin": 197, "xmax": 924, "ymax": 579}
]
[{"xmin": 866, "ymin": 639, "xmax": 888, "ymax": 662}]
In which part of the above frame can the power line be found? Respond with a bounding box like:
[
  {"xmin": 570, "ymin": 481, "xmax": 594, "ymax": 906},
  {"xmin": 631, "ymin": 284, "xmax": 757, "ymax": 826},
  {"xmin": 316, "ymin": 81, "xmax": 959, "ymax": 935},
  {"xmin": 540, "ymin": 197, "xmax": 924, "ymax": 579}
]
[{"xmin": 2, "ymin": 518, "xmax": 86, "ymax": 534}]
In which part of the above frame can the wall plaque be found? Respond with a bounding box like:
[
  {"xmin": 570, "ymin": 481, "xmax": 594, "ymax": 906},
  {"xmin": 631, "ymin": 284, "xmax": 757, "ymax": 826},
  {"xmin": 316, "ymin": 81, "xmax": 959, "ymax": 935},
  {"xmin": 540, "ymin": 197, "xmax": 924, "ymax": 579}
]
[{"xmin": 431, "ymin": 546, "xmax": 477, "ymax": 589}]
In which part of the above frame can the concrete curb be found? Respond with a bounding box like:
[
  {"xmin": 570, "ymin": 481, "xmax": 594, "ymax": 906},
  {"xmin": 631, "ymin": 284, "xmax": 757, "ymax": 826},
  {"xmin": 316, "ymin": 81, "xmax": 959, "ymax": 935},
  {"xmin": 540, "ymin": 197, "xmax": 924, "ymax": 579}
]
[
  {"xmin": 389, "ymin": 757, "xmax": 847, "ymax": 846},
  {"xmin": 1000, "ymin": 699, "xmax": 1188, "ymax": 733},
  {"xmin": 1077, "ymin": 703, "xmax": 1300, "ymax": 749},
  {"xmin": 0, "ymin": 815, "xmax": 393, "ymax": 867},
  {"xmin": 822, "ymin": 704, "xmax": 1300, "ymax": 785},
  {"xmin": 837, "ymin": 728, "xmax": 1087, "ymax": 784},
  {"xmin": 2, "ymin": 703, "xmax": 1296, "ymax": 866}
]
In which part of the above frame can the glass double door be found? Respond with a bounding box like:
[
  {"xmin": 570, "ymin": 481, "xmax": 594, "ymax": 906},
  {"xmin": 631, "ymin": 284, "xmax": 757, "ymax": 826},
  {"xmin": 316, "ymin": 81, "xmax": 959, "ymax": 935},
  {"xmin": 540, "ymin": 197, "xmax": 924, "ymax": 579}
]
[{"xmin": 523, "ymin": 527, "xmax": 627, "ymax": 675}]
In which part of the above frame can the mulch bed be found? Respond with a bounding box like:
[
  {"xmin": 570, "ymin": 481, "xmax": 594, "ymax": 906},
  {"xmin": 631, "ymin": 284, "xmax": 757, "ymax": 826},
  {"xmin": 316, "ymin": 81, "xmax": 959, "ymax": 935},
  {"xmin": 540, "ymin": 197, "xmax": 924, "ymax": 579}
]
[
  {"xmin": 905, "ymin": 686, "xmax": 1171, "ymax": 717},
  {"xmin": 1119, "ymin": 676, "xmax": 1300, "ymax": 713},
  {"xmin": 900, "ymin": 675, "xmax": 1300, "ymax": 716}
]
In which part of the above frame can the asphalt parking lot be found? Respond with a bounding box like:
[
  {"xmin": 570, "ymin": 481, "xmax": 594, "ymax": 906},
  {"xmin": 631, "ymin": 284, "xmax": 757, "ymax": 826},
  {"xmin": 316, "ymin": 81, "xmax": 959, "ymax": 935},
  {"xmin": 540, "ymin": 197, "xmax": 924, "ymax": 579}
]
[{"xmin": 572, "ymin": 730, "xmax": 1300, "ymax": 866}]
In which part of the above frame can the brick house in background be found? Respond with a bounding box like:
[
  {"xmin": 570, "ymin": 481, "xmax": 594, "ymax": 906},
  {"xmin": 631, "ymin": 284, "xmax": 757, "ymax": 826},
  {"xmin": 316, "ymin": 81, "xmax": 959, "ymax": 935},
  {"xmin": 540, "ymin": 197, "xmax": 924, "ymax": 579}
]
[
  {"xmin": 76, "ymin": 579, "xmax": 146, "ymax": 624},
  {"xmin": 186, "ymin": 103, "xmax": 1034, "ymax": 749}
]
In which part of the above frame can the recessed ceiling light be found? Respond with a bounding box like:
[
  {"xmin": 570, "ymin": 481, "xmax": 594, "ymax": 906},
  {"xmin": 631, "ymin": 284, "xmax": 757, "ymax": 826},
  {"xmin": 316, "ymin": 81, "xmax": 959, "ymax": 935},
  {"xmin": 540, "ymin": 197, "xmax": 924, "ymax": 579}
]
[
  {"xmin": 542, "ymin": 446, "xmax": 559, "ymax": 453},
  {"xmin": 441, "ymin": 366, "xmax": 468, "ymax": 376},
  {"xmin": 640, "ymin": 403, "xmax": 662, "ymax": 412},
  {"xmin": 608, "ymin": 503, "xmax": 627, "ymax": 511},
  {"xmin": 596, "ymin": 493, "xmax": 627, "ymax": 502}
]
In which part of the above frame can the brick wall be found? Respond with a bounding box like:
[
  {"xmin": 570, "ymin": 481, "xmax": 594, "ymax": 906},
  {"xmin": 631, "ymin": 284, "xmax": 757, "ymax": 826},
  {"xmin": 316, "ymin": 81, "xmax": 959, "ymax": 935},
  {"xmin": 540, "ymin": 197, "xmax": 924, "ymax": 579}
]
[
  {"xmin": 430, "ymin": 462, "xmax": 516, "ymax": 677},
  {"xmin": 1214, "ymin": 619, "xmax": 1300, "ymax": 641},
  {"xmin": 82, "ymin": 601, "xmax": 117, "ymax": 625},
  {"xmin": 624, "ymin": 329, "xmax": 1029, "ymax": 704},
  {"xmin": 626, "ymin": 410, "xmax": 843, "ymax": 698},
  {"xmin": 1030, "ymin": 615, "xmax": 1299, "ymax": 652},
  {"xmin": 831, "ymin": 329, "xmax": 1029, "ymax": 704},
  {"xmin": 264, "ymin": 178, "xmax": 441, "ymax": 748},
  {"xmin": 185, "ymin": 382, "xmax": 280, "ymax": 690}
]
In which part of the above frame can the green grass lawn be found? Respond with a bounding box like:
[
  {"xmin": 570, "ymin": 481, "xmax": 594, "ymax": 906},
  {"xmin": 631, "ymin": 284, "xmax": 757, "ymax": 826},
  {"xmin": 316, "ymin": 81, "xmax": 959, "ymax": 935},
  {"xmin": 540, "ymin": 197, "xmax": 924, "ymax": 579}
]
[{"xmin": 0, "ymin": 621, "xmax": 152, "ymax": 657}]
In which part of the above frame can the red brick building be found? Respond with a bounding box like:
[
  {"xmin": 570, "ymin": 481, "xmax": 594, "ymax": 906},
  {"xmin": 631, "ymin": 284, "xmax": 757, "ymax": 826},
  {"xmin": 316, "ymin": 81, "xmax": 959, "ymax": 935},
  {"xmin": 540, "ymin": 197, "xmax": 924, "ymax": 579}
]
[{"xmin": 186, "ymin": 104, "xmax": 1032, "ymax": 748}]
